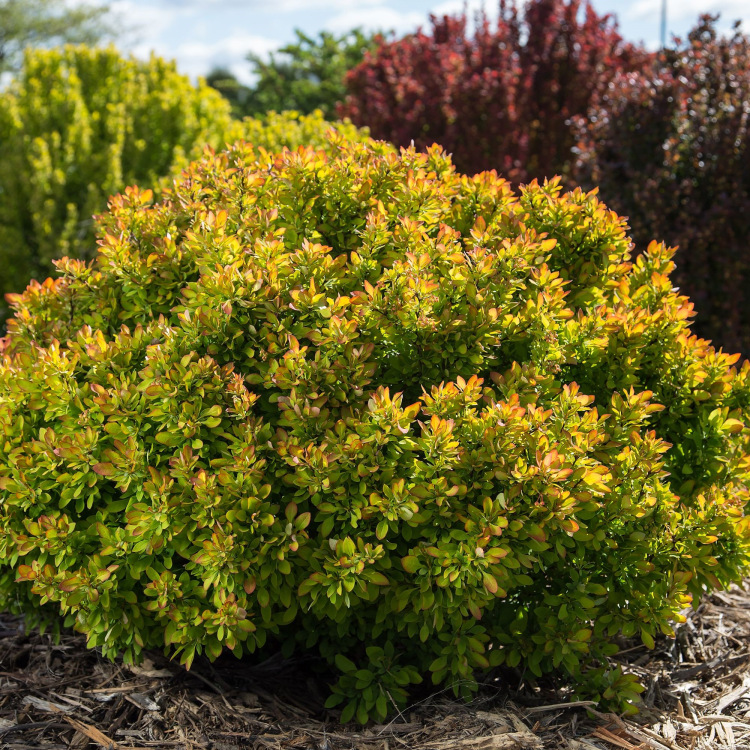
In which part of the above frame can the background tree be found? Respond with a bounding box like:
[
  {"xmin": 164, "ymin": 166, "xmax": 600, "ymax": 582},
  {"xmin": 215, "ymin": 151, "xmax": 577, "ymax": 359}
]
[
  {"xmin": 233, "ymin": 28, "xmax": 380, "ymax": 118},
  {"xmin": 0, "ymin": 0, "xmax": 113, "ymax": 72},
  {"xmin": 340, "ymin": 0, "xmax": 650, "ymax": 183},
  {"xmin": 574, "ymin": 16, "xmax": 750, "ymax": 355},
  {"xmin": 205, "ymin": 67, "xmax": 251, "ymax": 119}
]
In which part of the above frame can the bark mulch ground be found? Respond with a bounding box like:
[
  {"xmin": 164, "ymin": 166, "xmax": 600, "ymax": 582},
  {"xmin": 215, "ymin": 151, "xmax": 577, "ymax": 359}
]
[{"xmin": 2, "ymin": 585, "xmax": 750, "ymax": 750}]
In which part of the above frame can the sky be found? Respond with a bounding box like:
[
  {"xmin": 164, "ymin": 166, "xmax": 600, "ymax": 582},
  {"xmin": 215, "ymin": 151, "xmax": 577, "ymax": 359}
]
[{"xmin": 103, "ymin": 0, "xmax": 750, "ymax": 85}]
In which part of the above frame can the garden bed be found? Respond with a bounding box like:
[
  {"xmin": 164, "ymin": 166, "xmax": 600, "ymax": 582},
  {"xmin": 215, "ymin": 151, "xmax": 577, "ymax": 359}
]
[{"xmin": 1, "ymin": 586, "xmax": 750, "ymax": 749}]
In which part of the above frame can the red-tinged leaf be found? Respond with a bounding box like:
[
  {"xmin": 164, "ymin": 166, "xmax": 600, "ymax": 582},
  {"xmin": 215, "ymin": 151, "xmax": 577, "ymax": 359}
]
[
  {"xmin": 295, "ymin": 512, "xmax": 311, "ymax": 530},
  {"xmin": 93, "ymin": 462, "xmax": 115, "ymax": 477},
  {"xmin": 298, "ymin": 577, "xmax": 316, "ymax": 596},
  {"xmin": 485, "ymin": 547, "xmax": 509, "ymax": 562},
  {"xmin": 527, "ymin": 524, "xmax": 547, "ymax": 543},
  {"xmin": 673, "ymin": 571, "xmax": 693, "ymax": 584},
  {"xmin": 243, "ymin": 577, "xmax": 256, "ymax": 595},
  {"xmin": 724, "ymin": 418, "xmax": 744, "ymax": 433},
  {"xmin": 16, "ymin": 565, "xmax": 34, "ymax": 581},
  {"xmin": 483, "ymin": 573, "xmax": 498, "ymax": 594},
  {"xmin": 542, "ymin": 449, "xmax": 559, "ymax": 468}
]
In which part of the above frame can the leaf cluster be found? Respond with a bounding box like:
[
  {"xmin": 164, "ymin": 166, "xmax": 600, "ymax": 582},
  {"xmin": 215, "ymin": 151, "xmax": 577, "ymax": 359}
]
[{"xmin": 2, "ymin": 136, "xmax": 750, "ymax": 722}]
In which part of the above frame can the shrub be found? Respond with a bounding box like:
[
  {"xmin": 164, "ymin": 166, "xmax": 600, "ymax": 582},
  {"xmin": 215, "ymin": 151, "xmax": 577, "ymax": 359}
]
[
  {"xmin": 2, "ymin": 136, "xmax": 750, "ymax": 722},
  {"xmin": 340, "ymin": 0, "xmax": 650, "ymax": 182},
  {"xmin": 574, "ymin": 16, "xmax": 750, "ymax": 356},
  {"xmin": 236, "ymin": 109, "xmax": 369, "ymax": 154},
  {"xmin": 0, "ymin": 45, "xmax": 235, "ymax": 322},
  {"xmin": 0, "ymin": 46, "xmax": 369, "ymax": 324}
]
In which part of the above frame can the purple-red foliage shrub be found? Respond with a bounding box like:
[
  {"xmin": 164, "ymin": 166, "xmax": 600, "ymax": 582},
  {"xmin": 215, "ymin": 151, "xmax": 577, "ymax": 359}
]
[
  {"xmin": 575, "ymin": 16, "xmax": 750, "ymax": 355},
  {"xmin": 340, "ymin": 0, "xmax": 650, "ymax": 182}
]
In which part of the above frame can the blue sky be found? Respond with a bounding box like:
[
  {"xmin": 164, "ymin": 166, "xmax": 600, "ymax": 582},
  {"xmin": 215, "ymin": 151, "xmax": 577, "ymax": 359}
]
[{"xmin": 106, "ymin": 0, "xmax": 750, "ymax": 84}]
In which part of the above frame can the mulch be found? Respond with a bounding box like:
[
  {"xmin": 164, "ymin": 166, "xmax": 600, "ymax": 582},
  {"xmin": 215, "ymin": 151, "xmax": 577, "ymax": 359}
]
[{"xmin": 2, "ymin": 586, "xmax": 750, "ymax": 750}]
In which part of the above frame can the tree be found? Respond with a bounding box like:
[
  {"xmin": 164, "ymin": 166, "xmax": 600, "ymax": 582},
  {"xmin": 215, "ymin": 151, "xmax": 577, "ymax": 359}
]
[
  {"xmin": 205, "ymin": 67, "xmax": 251, "ymax": 118},
  {"xmin": 238, "ymin": 29, "xmax": 380, "ymax": 118},
  {"xmin": 0, "ymin": 0, "xmax": 113, "ymax": 72},
  {"xmin": 574, "ymin": 16, "xmax": 750, "ymax": 354},
  {"xmin": 340, "ymin": 0, "xmax": 650, "ymax": 183},
  {"xmin": 0, "ymin": 45, "xmax": 236, "ymax": 322}
]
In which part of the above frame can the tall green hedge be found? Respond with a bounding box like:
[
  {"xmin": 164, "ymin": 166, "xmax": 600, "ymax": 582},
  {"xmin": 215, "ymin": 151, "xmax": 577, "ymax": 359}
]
[{"xmin": 0, "ymin": 45, "xmax": 235, "ymax": 319}]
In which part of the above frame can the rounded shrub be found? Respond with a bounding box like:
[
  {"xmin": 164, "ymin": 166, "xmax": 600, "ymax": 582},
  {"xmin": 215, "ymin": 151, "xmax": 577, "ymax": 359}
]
[{"xmin": 2, "ymin": 135, "xmax": 750, "ymax": 721}]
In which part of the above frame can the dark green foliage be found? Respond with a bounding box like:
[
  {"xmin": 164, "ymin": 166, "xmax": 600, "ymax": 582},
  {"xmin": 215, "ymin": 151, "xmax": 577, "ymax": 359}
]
[
  {"xmin": 238, "ymin": 29, "xmax": 380, "ymax": 118},
  {"xmin": 205, "ymin": 67, "xmax": 250, "ymax": 119},
  {"xmin": 2, "ymin": 136, "xmax": 750, "ymax": 722}
]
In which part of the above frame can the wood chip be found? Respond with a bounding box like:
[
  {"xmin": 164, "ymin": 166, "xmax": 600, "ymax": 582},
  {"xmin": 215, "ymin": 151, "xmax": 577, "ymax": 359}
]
[
  {"xmin": 64, "ymin": 716, "xmax": 118, "ymax": 749},
  {"xmin": 525, "ymin": 701, "xmax": 597, "ymax": 713},
  {"xmin": 21, "ymin": 696, "xmax": 73, "ymax": 714},
  {"xmin": 591, "ymin": 727, "xmax": 639, "ymax": 750},
  {"xmin": 124, "ymin": 692, "xmax": 160, "ymax": 712}
]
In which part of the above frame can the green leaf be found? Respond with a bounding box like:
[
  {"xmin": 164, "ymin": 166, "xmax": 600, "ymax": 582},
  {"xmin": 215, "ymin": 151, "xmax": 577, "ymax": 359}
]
[
  {"xmin": 401, "ymin": 556, "xmax": 419, "ymax": 573},
  {"xmin": 334, "ymin": 653, "xmax": 357, "ymax": 673}
]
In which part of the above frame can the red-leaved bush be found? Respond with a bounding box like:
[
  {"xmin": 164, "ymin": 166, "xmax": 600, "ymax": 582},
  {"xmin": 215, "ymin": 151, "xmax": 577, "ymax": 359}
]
[
  {"xmin": 574, "ymin": 16, "xmax": 750, "ymax": 355},
  {"xmin": 340, "ymin": 0, "xmax": 650, "ymax": 182}
]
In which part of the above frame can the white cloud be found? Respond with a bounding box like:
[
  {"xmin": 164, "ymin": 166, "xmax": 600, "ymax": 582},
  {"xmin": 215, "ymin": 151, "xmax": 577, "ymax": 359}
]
[
  {"xmin": 170, "ymin": 34, "xmax": 279, "ymax": 83},
  {"xmin": 101, "ymin": 1, "xmax": 280, "ymax": 82},
  {"xmin": 431, "ymin": 0, "xmax": 500, "ymax": 20},
  {"xmin": 109, "ymin": 0, "xmax": 176, "ymax": 38},
  {"xmin": 326, "ymin": 6, "xmax": 426, "ymax": 34},
  {"xmin": 270, "ymin": 0, "xmax": 386, "ymax": 9},
  {"xmin": 626, "ymin": 0, "xmax": 748, "ymax": 25},
  {"xmin": 151, "ymin": 0, "xmax": 389, "ymax": 10}
]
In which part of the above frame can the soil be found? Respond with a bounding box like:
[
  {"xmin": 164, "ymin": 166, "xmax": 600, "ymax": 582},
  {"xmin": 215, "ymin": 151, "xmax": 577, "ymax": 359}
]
[{"xmin": 1, "ymin": 585, "xmax": 750, "ymax": 749}]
